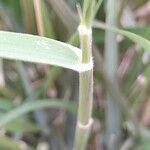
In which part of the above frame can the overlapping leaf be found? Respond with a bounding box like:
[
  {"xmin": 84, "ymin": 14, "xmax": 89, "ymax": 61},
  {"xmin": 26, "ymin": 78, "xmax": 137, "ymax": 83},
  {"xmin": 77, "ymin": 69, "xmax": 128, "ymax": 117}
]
[
  {"xmin": 93, "ymin": 21, "xmax": 150, "ymax": 51},
  {"xmin": 0, "ymin": 99, "xmax": 76, "ymax": 127},
  {"xmin": 0, "ymin": 31, "xmax": 86, "ymax": 72}
]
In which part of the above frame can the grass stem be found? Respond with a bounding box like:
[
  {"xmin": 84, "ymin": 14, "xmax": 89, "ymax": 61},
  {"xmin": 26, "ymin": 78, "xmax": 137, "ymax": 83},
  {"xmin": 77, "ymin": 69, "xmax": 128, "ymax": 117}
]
[
  {"xmin": 104, "ymin": 0, "xmax": 122, "ymax": 149},
  {"xmin": 73, "ymin": 1, "xmax": 95, "ymax": 149},
  {"xmin": 33, "ymin": 0, "xmax": 44, "ymax": 36}
]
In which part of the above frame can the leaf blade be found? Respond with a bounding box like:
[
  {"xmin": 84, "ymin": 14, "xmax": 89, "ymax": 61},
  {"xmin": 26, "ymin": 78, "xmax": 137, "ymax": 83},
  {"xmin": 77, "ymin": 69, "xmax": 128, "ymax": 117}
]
[
  {"xmin": 0, "ymin": 31, "xmax": 83, "ymax": 72},
  {"xmin": 93, "ymin": 21, "xmax": 150, "ymax": 51},
  {"xmin": 0, "ymin": 99, "xmax": 76, "ymax": 127}
]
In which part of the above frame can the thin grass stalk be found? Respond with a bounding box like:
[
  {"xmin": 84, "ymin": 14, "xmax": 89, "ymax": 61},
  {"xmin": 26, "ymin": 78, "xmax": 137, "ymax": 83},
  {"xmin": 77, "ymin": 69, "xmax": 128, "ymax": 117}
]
[
  {"xmin": 20, "ymin": 0, "xmax": 36, "ymax": 33},
  {"xmin": 104, "ymin": 0, "xmax": 122, "ymax": 149},
  {"xmin": 0, "ymin": 59, "xmax": 5, "ymax": 87},
  {"xmin": 33, "ymin": 0, "xmax": 44, "ymax": 36},
  {"xmin": 73, "ymin": 1, "xmax": 95, "ymax": 149}
]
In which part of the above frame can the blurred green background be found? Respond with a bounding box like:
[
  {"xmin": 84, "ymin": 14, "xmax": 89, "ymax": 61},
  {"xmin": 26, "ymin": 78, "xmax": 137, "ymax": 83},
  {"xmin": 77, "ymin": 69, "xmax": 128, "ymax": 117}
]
[{"xmin": 0, "ymin": 0, "xmax": 150, "ymax": 149}]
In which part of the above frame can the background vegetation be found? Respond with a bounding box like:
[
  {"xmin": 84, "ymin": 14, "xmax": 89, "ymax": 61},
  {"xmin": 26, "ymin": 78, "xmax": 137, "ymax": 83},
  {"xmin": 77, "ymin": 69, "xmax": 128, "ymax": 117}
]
[{"xmin": 0, "ymin": 0, "xmax": 150, "ymax": 149}]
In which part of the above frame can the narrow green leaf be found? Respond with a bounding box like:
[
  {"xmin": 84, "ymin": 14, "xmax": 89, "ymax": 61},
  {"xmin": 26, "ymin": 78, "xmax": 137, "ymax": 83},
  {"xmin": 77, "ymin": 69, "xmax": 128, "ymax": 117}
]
[
  {"xmin": 94, "ymin": 0, "xmax": 103, "ymax": 17},
  {"xmin": 93, "ymin": 21, "xmax": 150, "ymax": 51},
  {"xmin": 82, "ymin": 0, "xmax": 95, "ymax": 27},
  {"xmin": 5, "ymin": 118, "xmax": 40, "ymax": 133},
  {"xmin": 0, "ymin": 31, "xmax": 87, "ymax": 72},
  {"xmin": 127, "ymin": 26, "xmax": 150, "ymax": 40},
  {"xmin": 0, "ymin": 99, "xmax": 76, "ymax": 127}
]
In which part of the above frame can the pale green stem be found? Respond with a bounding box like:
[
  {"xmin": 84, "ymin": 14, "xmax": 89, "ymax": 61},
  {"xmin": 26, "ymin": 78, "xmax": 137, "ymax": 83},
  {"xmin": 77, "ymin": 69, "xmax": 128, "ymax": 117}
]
[
  {"xmin": 72, "ymin": 0, "xmax": 99, "ymax": 149},
  {"xmin": 74, "ymin": 24, "xmax": 93, "ymax": 150},
  {"xmin": 33, "ymin": 0, "xmax": 44, "ymax": 36},
  {"xmin": 104, "ymin": 0, "xmax": 122, "ymax": 149},
  {"xmin": 74, "ymin": 70, "xmax": 93, "ymax": 150}
]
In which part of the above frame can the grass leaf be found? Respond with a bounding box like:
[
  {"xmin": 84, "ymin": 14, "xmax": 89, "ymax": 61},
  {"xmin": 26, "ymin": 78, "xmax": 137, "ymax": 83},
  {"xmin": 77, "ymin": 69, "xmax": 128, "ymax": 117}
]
[
  {"xmin": 93, "ymin": 21, "xmax": 150, "ymax": 51},
  {"xmin": 0, "ymin": 99, "xmax": 76, "ymax": 127},
  {"xmin": 0, "ymin": 31, "xmax": 86, "ymax": 72},
  {"xmin": 5, "ymin": 118, "xmax": 40, "ymax": 133}
]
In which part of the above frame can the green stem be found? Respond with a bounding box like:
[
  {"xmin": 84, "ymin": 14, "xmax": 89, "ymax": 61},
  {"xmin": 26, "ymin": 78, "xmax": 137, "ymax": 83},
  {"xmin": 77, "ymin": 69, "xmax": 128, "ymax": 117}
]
[
  {"xmin": 73, "ymin": 0, "xmax": 102, "ymax": 149},
  {"xmin": 74, "ymin": 4, "xmax": 94, "ymax": 149},
  {"xmin": 79, "ymin": 25, "xmax": 92, "ymax": 63},
  {"xmin": 78, "ymin": 70, "xmax": 93, "ymax": 124},
  {"xmin": 104, "ymin": 0, "xmax": 122, "ymax": 149},
  {"xmin": 74, "ymin": 69, "xmax": 93, "ymax": 150}
]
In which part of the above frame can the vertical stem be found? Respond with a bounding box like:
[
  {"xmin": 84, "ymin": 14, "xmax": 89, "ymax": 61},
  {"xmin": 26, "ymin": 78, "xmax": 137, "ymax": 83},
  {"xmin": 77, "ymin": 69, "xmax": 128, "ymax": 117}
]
[
  {"xmin": 74, "ymin": 25, "xmax": 93, "ymax": 150},
  {"xmin": 33, "ymin": 0, "xmax": 44, "ymax": 36},
  {"xmin": 0, "ymin": 59, "xmax": 5, "ymax": 87},
  {"xmin": 105, "ymin": 0, "xmax": 122, "ymax": 149},
  {"xmin": 74, "ymin": 0, "xmax": 95, "ymax": 149},
  {"xmin": 20, "ymin": 0, "xmax": 36, "ymax": 33}
]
